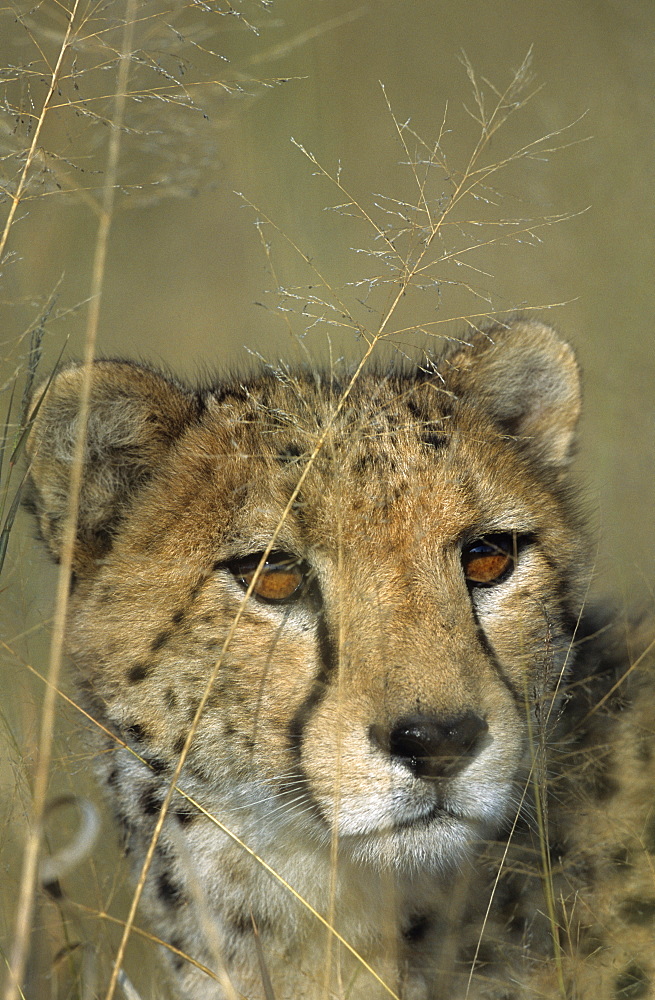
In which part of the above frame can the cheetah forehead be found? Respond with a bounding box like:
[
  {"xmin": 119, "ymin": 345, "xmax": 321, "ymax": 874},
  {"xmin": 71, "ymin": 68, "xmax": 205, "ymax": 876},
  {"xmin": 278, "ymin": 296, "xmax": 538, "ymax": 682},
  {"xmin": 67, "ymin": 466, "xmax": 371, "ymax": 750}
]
[
  {"xmin": 25, "ymin": 319, "xmax": 582, "ymax": 573},
  {"xmin": 207, "ymin": 371, "xmax": 450, "ymax": 466}
]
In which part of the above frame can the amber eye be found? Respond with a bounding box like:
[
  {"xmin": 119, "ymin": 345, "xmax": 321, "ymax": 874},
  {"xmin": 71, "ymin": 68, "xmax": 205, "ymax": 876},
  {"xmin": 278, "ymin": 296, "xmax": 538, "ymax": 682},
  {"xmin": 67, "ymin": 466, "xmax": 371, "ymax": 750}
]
[
  {"xmin": 461, "ymin": 534, "xmax": 516, "ymax": 586},
  {"xmin": 228, "ymin": 553, "xmax": 306, "ymax": 602}
]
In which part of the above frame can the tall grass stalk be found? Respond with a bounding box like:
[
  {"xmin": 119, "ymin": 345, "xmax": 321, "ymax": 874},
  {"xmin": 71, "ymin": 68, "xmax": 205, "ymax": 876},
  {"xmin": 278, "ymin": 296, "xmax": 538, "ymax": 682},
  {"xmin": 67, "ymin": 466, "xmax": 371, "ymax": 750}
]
[{"xmin": 3, "ymin": 1, "xmax": 136, "ymax": 996}]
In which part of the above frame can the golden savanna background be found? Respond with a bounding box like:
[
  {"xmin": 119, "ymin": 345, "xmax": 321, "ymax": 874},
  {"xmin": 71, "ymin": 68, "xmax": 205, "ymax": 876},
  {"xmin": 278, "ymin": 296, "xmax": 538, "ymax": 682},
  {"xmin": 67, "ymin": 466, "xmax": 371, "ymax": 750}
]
[{"xmin": 1, "ymin": 1, "xmax": 653, "ymax": 996}]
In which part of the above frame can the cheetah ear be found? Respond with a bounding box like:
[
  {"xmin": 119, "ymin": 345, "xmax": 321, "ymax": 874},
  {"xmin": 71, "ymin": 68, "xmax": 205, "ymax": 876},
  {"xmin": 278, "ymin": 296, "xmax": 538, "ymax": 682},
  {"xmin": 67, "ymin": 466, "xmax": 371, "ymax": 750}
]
[
  {"xmin": 25, "ymin": 360, "xmax": 199, "ymax": 573},
  {"xmin": 445, "ymin": 319, "xmax": 581, "ymax": 469}
]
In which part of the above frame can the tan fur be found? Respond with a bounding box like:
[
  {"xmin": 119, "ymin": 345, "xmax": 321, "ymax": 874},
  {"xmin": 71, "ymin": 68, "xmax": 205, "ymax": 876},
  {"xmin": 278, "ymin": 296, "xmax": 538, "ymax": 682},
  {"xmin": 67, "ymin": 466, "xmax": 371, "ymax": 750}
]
[{"xmin": 26, "ymin": 320, "xmax": 655, "ymax": 999}]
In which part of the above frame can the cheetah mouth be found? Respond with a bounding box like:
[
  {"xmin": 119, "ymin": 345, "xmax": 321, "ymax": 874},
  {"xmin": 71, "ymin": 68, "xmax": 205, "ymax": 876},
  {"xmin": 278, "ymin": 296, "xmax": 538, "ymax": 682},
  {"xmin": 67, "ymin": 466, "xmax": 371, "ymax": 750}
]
[
  {"xmin": 321, "ymin": 771, "xmax": 514, "ymax": 858},
  {"xmin": 333, "ymin": 789, "xmax": 488, "ymax": 842},
  {"xmin": 335, "ymin": 799, "xmax": 487, "ymax": 871},
  {"xmin": 391, "ymin": 802, "xmax": 468, "ymax": 831}
]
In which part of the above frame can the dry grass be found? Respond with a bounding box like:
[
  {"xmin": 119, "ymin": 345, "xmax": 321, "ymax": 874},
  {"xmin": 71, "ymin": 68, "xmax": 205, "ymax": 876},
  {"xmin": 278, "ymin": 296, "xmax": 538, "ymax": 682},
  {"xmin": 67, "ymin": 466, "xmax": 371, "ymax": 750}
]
[{"xmin": 240, "ymin": 49, "xmax": 587, "ymax": 350}]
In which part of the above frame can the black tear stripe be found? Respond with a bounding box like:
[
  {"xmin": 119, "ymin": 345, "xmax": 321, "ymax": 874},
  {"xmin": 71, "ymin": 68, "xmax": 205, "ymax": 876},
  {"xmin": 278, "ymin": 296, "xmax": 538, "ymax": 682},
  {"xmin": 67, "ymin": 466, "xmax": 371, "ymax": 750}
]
[
  {"xmin": 471, "ymin": 603, "xmax": 571, "ymax": 722},
  {"xmin": 287, "ymin": 616, "xmax": 336, "ymax": 754},
  {"xmin": 284, "ymin": 615, "xmax": 338, "ymax": 823},
  {"xmin": 469, "ymin": 604, "xmax": 523, "ymax": 711}
]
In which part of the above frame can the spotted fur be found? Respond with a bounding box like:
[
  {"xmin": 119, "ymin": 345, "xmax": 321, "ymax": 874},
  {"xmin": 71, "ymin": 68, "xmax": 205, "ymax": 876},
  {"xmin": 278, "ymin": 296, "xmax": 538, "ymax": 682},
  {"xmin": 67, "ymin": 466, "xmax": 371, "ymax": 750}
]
[{"xmin": 26, "ymin": 320, "xmax": 655, "ymax": 999}]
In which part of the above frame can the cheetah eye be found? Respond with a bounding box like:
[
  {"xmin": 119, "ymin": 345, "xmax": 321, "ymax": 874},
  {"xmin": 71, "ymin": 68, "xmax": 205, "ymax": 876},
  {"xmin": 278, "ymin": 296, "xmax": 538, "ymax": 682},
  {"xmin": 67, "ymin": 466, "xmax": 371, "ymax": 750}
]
[
  {"xmin": 461, "ymin": 534, "xmax": 516, "ymax": 587},
  {"xmin": 227, "ymin": 552, "xmax": 307, "ymax": 603}
]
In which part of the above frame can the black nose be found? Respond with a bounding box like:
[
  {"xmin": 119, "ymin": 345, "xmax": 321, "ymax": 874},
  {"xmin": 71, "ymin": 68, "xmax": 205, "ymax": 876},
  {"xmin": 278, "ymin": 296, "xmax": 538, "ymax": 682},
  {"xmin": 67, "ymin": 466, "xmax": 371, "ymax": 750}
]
[{"xmin": 369, "ymin": 711, "xmax": 489, "ymax": 780}]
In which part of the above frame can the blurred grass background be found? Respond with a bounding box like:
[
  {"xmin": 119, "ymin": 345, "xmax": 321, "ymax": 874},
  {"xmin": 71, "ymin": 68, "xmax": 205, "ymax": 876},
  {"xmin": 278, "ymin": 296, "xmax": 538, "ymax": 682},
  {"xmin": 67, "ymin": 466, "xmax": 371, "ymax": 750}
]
[{"xmin": 1, "ymin": 0, "xmax": 653, "ymax": 996}]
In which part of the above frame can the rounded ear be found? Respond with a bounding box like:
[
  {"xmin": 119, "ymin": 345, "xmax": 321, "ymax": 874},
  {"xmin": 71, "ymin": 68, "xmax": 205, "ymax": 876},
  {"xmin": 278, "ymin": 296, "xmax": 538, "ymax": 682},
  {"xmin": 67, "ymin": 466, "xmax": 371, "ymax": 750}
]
[
  {"xmin": 444, "ymin": 319, "xmax": 581, "ymax": 469},
  {"xmin": 25, "ymin": 360, "xmax": 200, "ymax": 573}
]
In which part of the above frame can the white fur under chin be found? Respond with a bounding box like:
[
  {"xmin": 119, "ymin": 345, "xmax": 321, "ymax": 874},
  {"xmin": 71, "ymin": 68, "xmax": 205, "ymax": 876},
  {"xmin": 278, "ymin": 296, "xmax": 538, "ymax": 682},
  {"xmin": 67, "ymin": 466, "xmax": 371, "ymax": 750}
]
[
  {"xmin": 311, "ymin": 782, "xmax": 512, "ymax": 873},
  {"xmin": 338, "ymin": 815, "xmax": 480, "ymax": 873}
]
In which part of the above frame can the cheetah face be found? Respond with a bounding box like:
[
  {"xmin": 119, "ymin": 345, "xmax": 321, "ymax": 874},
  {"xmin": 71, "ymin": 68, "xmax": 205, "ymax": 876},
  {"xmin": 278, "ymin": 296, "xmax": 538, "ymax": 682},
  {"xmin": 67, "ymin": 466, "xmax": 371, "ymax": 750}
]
[
  {"xmin": 200, "ymin": 522, "xmax": 569, "ymax": 871},
  {"xmin": 26, "ymin": 320, "xmax": 586, "ymax": 872}
]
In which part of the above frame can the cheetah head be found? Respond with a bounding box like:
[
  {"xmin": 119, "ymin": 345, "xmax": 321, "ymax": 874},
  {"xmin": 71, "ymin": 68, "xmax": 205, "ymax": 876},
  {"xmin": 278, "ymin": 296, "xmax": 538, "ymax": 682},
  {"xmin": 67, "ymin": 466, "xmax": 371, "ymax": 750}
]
[{"xmin": 26, "ymin": 319, "xmax": 586, "ymax": 871}]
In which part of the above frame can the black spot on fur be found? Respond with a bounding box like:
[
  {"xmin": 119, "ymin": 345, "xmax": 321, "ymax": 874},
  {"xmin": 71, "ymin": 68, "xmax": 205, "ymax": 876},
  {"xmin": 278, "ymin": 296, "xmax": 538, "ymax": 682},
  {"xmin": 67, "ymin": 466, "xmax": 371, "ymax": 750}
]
[
  {"xmin": 169, "ymin": 936, "xmax": 186, "ymax": 971},
  {"xmin": 493, "ymin": 873, "xmax": 527, "ymax": 914},
  {"xmin": 89, "ymin": 525, "xmax": 116, "ymax": 560},
  {"xmin": 165, "ymin": 687, "xmax": 177, "ymax": 710},
  {"xmin": 173, "ymin": 734, "xmax": 186, "ymax": 756},
  {"xmin": 151, "ymin": 629, "xmax": 172, "ymax": 653},
  {"xmin": 575, "ymin": 927, "xmax": 606, "ymax": 958},
  {"xmin": 141, "ymin": 786, "xmax": 163, "ymax": 816},
  {"xmin": 188, "ymin": 760, "xmax": 212, "ymax": 782},
  {"xmin": 155, "ymin": 839, "xmax": 174, "ymax": 861},
  {"xmin": 193, "ymin": 390, "xmax": 207, "ymax": 418},
  {"xmin": 610, "ymin": 846, "xmax": 633, "ymax": 869},
  {"xmin": 157, "ymin": 870, "xmax": 186, "ymax": 908},
  {"xmin": 291, "ymin": 490, "xmax": 308, "ymax": 526},
  {"xmin": 145, "ymin": 756, "xmax": 170, "ymax": 775},
  {"xmin": 614, "ymin": 964, "xmax": 650, "ymax": 998},
  {"xmin": 403, "ymin": 913, "xmax": 432, "ymax": 943},
  {"xmin": 506, "ymin": 910, "xmax": 530, "ymax": 938},
  {"xmin": 405, "ymin": 398, "xmax": 424, "ymax": 421},
  {"xmin": 547, "ymin": 838, "xmax": 566, "ymax": 864},
  {"xmin": 619, "ymin": 897, "xmax": 655, "ymax": 925},
  {"xmin": 493, "ymin": 875, "xmax": 531, "ymax": 938},
  {"xmin": 126, "ymin": 722, "xmax": 150, "ymax": 743},
  {"xmin": 106, "ymin": 767, "xmax": 119, "ymax": 787},
  {"xmin": 127, "ymin": 661, "xmax": 152, "ymax": 684},
  {"xmin": 170, "ymin": 608, "xmax": 185, "ymax": 627},
  {"xmin": 187, "ymin": 697, "xmax": 201, "ymax": 724},
  {"xmin": 175, "ymin": 806, "xmax": 197, "ymax": 827},
  {"xmin": 421, "ymin": 432, "xmax": 448, "ymax": 451},
  {"xmin": 563, "ymin": 851, "xmax": 596, "ymax": 888},
  {"xmin": 277, "ymin": 442, "xmax": 303, "ymax": 464},
  {"xmin": 43, "ymin": 878, "xmax": 63, "ymax": 899}
]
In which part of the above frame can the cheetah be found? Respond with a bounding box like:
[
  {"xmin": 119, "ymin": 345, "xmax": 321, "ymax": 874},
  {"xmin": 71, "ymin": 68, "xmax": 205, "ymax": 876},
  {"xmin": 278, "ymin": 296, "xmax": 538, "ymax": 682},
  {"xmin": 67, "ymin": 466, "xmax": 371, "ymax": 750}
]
[{"xmin": 26, "ymin": 319, "xmax": 655, "ymax": 999}]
